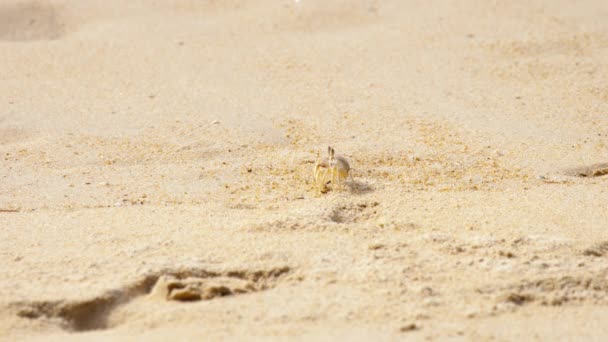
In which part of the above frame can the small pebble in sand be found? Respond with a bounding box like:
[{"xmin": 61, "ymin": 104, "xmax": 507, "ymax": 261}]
[
  {"xmin": 368, "ymin": 243, "xmax": 385, "ymax": 250},
  {"xmin": 400, "ymin": 323, "xmax": 420, "ymax": 332}
]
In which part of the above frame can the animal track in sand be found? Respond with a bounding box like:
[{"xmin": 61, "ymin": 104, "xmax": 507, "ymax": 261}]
[
  {"xmin": 247, "ymin": 200, "xmax": 380, "ymax": 232},
  {"xmin": 10, "ymin": 266, "xmax": 291, "ymax": 332},
  {"xmin": 478, "ymin": 269, "xmax": 608, "ymax": 312},
  {"xmin": 563, "ymin": 163, "xmax": 608, "ymax": 178},
  {"xmin": 0, "ymin": 1, "xmax": 65, "ymax": 41},
  {"xmin": 328, "ymin": 200, "xmax": 379, "ymax": 224},
  {"xmin": 583, "ymin": 241, "xmax": 608, "ymax": 257}
]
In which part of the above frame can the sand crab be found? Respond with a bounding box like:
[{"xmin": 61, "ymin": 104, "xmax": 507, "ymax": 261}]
[{"xmin": 314, "ymin": 146, "xmax": 353, "ymax": 192}]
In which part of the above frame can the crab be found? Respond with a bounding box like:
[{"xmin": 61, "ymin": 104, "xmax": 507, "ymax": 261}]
[{"xmin": 313, "ymin": 146, "xmax": 353, "ymax": 192}]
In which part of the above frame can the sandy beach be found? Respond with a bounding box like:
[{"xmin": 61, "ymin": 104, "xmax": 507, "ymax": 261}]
[{"xmin": 1, "ymin": 0, "xmax": 608, "ymax": 340}]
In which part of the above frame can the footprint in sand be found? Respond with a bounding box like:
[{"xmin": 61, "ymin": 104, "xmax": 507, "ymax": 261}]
[{"xmin": 10, "ymin": 266, "xmax": 291, "ymax": 332}]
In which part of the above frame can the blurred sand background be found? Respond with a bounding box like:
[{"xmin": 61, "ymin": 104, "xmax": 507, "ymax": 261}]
[{"xmin": 1, "ymin": 0, "xmax": 608, "ymax": 340}]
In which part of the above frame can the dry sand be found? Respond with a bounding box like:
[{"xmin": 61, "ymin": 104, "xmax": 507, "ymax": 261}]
[{"xmin": 1, "ymin": 0, "xmax": 608, "ymax": 340}]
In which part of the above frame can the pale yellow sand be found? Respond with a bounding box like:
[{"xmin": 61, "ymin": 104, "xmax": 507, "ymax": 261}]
[{"xmin": 2, "ymin": 0, "xmax": 608, "ymax": 340}]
